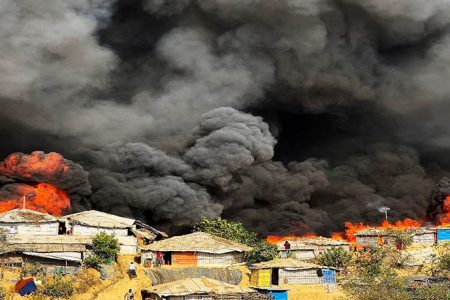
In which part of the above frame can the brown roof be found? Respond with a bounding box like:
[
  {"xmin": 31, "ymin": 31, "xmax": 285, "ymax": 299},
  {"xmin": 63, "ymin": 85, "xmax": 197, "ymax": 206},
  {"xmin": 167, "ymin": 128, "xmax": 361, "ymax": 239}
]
[
  {"xmin": 252, "ymin": 258, "xmax": 332, "ymax": 270},
  {"xmin": 142, "ymin": 232, "xmax": 252, "ymax": 254},
  {"xmin": 0, "ymin": 209, "xmax": 57, "ymax": 223},
  {"xmin": 63, "ymin": 210, "xmax": 135, "ymax": 228},
  {"xmin": 145, "ymin": 277, "xmax": 255, "ymax": 297}
]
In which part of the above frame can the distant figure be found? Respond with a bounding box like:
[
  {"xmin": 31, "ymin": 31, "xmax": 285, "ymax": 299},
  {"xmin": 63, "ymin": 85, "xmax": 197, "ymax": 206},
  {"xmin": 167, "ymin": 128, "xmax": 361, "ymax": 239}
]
[
  {"xmin": 283, "ymin": 240, "xmax": 291, "ymax": 258},
  {"xmin": 124, "ymin": 288, "xmax": 134, "ymax": 300},
  {"xmin": 156, "ymin": 251, "xmax": 164, "ymax": 266},
  {"xmin": 128, "ymin": 262, "xmax": 137, "ymax": 279}
]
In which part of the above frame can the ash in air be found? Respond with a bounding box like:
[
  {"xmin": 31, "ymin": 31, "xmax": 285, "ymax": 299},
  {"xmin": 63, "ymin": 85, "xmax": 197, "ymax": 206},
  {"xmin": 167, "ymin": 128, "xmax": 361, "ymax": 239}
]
[{"xmin": 0, "ymin": 0, "xmax": 449, "ymax": 235}]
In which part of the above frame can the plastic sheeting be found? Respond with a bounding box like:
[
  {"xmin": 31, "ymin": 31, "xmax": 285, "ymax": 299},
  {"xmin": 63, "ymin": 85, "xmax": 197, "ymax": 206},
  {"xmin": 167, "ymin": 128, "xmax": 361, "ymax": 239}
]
[{"xmin": 146, "ymin": 267, "xmax": 243, "ymax": 285}]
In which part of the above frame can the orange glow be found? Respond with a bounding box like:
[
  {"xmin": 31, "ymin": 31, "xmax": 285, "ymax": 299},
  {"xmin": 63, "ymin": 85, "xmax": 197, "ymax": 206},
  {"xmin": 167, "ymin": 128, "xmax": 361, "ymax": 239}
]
[
  {"xmin": 0, "ymin": 152, "xmax": 69, "ymax": 180},
  {"xmin": 0, "ymin": 183, "xmax": 70, "ymax": 216},
  {"xmin": 438, "ymin": 196, "xmax": 450, "ymax": 225},
  {"xmin": 266, "ymin": 232, "xmax": 318, "ymax": 244}
]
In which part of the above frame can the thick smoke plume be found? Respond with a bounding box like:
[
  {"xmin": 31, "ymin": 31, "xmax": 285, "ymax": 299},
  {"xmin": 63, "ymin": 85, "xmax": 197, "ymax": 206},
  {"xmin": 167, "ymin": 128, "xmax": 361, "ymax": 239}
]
[{"xmin": 0, "ymin": 0, "xmax": 449, "ymax": 234}]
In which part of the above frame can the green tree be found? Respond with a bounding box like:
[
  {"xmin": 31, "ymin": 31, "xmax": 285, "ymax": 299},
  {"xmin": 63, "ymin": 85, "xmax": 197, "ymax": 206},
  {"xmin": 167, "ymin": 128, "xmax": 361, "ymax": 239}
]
[
  {"xmin": 317, "ymin": 247, "xmax": 352, "ymax": 270},
  {"xmin": 244, "ymin": 241, "xmax": 278, "ymax": 264},
  {"xmin": 193, "ymin": 217, "xmax": 277, "ymax": 263},
  {"xmin": 83, "ymin": 232, "xmax": 119, "ymax": 268},
  {"xmin": 193, "ymin": 217, "xmax": 259, "ymax": 246}
]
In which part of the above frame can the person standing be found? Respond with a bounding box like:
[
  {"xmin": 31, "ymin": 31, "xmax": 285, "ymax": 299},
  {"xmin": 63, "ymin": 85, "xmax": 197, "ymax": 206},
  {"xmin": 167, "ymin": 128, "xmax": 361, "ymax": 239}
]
[
  {"xmin": 128, "ymin": 262, "xmax": 137, "ymax": 279},
  {"xmin": 283, "ymin": 240, "xmax": 291, "ymax": 258},
  {"xmin": 124, "ymin": 288, "xmax": 134, "ymax": 300}
]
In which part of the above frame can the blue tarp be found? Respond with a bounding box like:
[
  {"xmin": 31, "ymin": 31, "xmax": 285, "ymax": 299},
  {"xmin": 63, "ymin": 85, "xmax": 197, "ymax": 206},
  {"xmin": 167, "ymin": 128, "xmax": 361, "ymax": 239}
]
[
  {"xmin": 437, "ymin": 229, "xmax": 450, "ymax": 242},
  {"xmin": 322, "ymin": 269, "xmax": 336, "ymax": 284},
  {"xmin": 18, "ymin": 281, "xmax": 37, "ymax": 296},
  {"xmin": 268, "ymin": 290, "xmax": 288, "ymax": 300}
]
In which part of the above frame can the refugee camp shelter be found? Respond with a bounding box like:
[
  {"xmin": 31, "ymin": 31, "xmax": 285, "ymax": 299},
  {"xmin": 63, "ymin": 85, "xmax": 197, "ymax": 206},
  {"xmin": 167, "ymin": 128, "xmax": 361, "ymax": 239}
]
[
  {"xmin": 0, "ymin": 235, "xmax": 91, "ymax": 274},
  {"xmin": 250, "ymin": 258, "xmax": 337, "ymax": 286},
  {"xmin": 277, "ymin": 237, "xmax": 350, "ymax": 260},
  {"xmin": 410, "ymin": 228, "xmax": 436, "ymax": 245},
  {"xmin": 63, "ymin": 210, "xmax": 136, "ymax": 236},
  {"xmin": 141, "ymin": 277, "xmax": 261, "ymax": 300},
  {"xmin": 355, "ymin": 229, "xmax": 382, "ymax": 247},
  {"xmin": 142, "ymin": 232, "xmax": 252, "ymax": 266},
  {"xmin": 0, "ymin": 209, "xmax": 59, "ymax": 236}
]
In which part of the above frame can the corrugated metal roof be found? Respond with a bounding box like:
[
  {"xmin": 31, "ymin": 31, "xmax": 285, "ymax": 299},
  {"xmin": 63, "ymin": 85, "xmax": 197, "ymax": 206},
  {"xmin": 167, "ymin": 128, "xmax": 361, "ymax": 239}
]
[
  {"xmin": 276, "ymin": 237, "xmax": 349, "ymax": 250},
  {"xmin": 63, "ymin": 210, "xmax": 135, "ymax": 228},
  {"xmin": 0, "ymin": 209, "xmax": 57, "ymax": 223},
  {"xmin": 146, "ymin": 277, "xmax": 255, "ymax": 297},
  {"xmin": 22, "ymin": 252, "xmax": 82, "ymax": 262},
  {"xmin": 142, "ymin": 232, "xmax": 252, "ymax": 254},
  {"xmin": 252, "ymin": 258, "xmax": 333, "ymax": 270}
]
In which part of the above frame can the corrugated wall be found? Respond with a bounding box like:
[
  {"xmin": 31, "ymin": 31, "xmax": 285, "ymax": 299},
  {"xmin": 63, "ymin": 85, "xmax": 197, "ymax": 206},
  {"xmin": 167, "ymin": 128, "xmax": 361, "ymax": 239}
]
[
  {"xmin": 437, "ymin": 229, "xmax": 450, "ymax": 242},
  {"xmin": 72, "ymin": 225, "xmax": 128, "ymax": 236},
  {"xmin": 279, "ymin": 269, "xmax": 322, "ymax": 285},
  {"xmin": 412, "ymin": 233, "xmax": 435, "ymax": 245},
  {"xmin": 0, "ymin": 223, "xmax": 59, "ymax": 236},
  {"xmin": 197, "ymin": 252, "xmax": 232, "ymax": 266},
  {"xmin": 172, "ymin": 252, "xmax": 198, "ymax": 266},
  {"xmin": 356, "ymin": 236, "xmax": 379, "ymax": 246},
  {"xmin": 293, "ymin": 250, "xmax": 316, "ymax": 260}
]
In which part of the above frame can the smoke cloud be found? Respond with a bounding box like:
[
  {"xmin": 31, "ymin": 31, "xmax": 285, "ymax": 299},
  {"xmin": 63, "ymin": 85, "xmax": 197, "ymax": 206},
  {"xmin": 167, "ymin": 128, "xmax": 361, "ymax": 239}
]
[{"xmin": 0, "ymin": 0, "xmax": 449, "ymax": 234}]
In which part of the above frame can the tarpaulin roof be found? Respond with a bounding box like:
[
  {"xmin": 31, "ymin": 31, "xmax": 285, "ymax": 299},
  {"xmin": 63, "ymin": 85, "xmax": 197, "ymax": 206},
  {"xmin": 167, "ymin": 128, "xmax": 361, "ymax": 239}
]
[{"xmin": 0, "ymin": 209, "xmax": 57, "ymax": 223}]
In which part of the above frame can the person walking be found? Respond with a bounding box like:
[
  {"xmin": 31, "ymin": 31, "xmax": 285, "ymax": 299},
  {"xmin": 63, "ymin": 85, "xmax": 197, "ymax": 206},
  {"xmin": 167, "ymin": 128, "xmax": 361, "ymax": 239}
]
[
  {"xmin": 124, "ymin": 288, "xmax": 135, "ymax": 300},
  {"xmin": 128, "ymin": 262, "xmax": 137, "ymax": 279}
]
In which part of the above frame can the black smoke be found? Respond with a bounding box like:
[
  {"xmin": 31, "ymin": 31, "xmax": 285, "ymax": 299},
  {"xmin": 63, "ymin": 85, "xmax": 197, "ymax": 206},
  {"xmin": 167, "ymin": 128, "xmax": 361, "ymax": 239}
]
[{"xmin": 0, "ymin": 0, "xmax": 449, "ymax": 235}]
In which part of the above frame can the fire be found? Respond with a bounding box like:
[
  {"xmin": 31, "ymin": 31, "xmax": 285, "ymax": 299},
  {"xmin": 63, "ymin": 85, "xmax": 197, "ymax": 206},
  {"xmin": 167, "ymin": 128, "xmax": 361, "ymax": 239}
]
[
  {"xmin": 0, "ymin": 183, "xmax": 70, "ymax": 216},
  {"xmin": 0, "ymin": 152, "xmax": 69, "ymax": 181},
  {"xmin": 438, "ymin": 195, "xmax": 450, "ymax": 225},
  {"xmin": 266, "ymin": 232, "xmax": 318, "ymax": 244}
]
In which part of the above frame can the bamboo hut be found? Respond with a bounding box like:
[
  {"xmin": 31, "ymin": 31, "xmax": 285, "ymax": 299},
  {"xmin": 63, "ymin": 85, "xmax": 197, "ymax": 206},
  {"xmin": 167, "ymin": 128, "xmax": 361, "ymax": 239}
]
[
  {"xmin": 141, "ymin": 277, "xmax": 265, "ymax": 300},
  {"xmin": 277, "ymin": 237, "xmax": 350, "ymax": 260},
  {"xmin": 0, "ymin": 209, "xmax": 59, "ymax": 236},
  {"xmin": 141, "ymin": 232, "xmax": 251, "ymax": 267},
  {"xmin": 250, "ymin": 258, "xmax": 337, "ymax": 286}
]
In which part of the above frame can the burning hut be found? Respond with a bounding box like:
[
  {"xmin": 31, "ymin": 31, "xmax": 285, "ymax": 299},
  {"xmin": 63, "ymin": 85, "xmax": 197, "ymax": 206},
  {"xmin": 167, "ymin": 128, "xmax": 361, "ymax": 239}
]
[
  {"xmin": 141, "ymin": 277, "xmax": 264, "ymax": 300},
  {"xmin": 276, "ymin": 237, "xmax": 350, "ymax": 260},
  {"xmin": 141, "ymin": 232, "xmax": 251, "ymax": 267},
  {"xmin": 355, "ymin": 227, "xmax": 437, "ymax": 248},
  {"xmin": 250, "ymin": 258, "xmax": 337, "ymax": 287},
  {"xmin": 0, "ymin": 209, "xmax": 59, "ymax": 236}
]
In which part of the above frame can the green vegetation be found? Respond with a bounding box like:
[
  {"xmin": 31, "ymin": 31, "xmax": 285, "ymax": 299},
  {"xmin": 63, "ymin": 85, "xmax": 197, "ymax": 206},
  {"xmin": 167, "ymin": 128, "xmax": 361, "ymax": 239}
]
[
  {"xmin": 317, "ymin": 247, "xmax": 352, "ymax": 270},
  {"xmin": 0, "ymin": 285, "xmax": 6, "ymax": 300},
  {"xmin": 437, "ymin": 251, "xmax": 450, "ymax": 275},
  {"xmin": 194, "ymin": 217, "xmax": 259, "ymax": 246},
  {"xmin": 194, "ymin": 217, "xmax": 277, "ymax": 263},
  {"xmin": 40, "ymin": 276, "xmax": 75, "ymax": 299},
  {"xmin": 20, "ymin": 262, "xmax": 44, "ymax": 278},
  {"xmin": 83, "ymin": 232, "xmax": 119, "ymax": 268}
]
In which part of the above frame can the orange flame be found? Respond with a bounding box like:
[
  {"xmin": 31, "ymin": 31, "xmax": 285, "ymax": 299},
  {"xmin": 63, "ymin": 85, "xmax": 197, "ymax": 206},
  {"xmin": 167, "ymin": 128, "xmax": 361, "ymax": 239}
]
[
  {"xmin": 266, "ymin": 232, "xmax": 318, "ymax": 244},
  {"xmin": 0, "ymin": 183, "xmax": 70, "ymax": 216},
  {"xmin": 438, "ymin": 195, "xmax": 450, "ymax": 225}
]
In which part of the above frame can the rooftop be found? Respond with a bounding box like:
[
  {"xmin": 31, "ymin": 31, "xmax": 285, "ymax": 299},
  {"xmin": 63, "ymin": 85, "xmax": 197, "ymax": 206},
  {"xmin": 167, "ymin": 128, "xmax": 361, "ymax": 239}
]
[
  {"xmin": 142, "ymin": 232, "xmax": 252, "ymax": 254},
  {"xmin": 0, "ymin": 209, "xmax": 57, "ymax": 223},
  {"xmin": 63, "ymin": 210, "xmax": 135, "ymax": 229},
  {"xmin": 252, "ymin": 258, "xmax": 332, "ymax": 270},
  {"xmin": 276, "ymin": 237, "xmax": 349, "ymax": 250},
  {"xmin": 145, "ymin": 277, "xmax": 255, "ymax": 297},
  {"xmin": 355, "ymin": 227, "xmax": 436, "ymax": 236}
]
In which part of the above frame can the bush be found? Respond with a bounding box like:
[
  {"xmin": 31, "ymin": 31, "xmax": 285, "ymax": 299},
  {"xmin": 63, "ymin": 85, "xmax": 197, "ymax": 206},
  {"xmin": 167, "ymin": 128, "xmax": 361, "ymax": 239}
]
[
  {"xmin": 83, "ymin": 232, "xmax": 119, "ymax": 268},
  {"xmin": 438, "ymin": 252, "xmax": 450, "ymax": 275},
  {"xmin": 40, "ymin": 277, "xmax": 75, "ymax": 299},
  {"xmin": 20, "ymin": 262, "xmax": 44, "ymax": 278},
  {"xmin": 416, "ymin": 284, "xmax": 450, "ymax": 300},
  {"xmin": 83, "ymin": 253, "xmax": 104, "ymax": 270},
  {"xmin": 317, "ymin": 247, "xmax": 352, "ymax": 270},
  {"xmin": 193, "ymin": 217, "xmax": 259, "ymax": 246},
  {"xmin": 342, "ymin": 269, "xmax": 411, "ymax": 300},
  {"xmin": 244, "ymin": 241, "xmax": 278, "ymax": 264},
  {"xmin": 91, "ymin": 232, "xmax": 120, "ymax": 264}
]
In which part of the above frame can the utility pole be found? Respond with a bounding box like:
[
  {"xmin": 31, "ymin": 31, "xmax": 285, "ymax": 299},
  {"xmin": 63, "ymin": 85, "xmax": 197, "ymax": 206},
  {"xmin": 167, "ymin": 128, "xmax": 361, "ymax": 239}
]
[{"xmin": 22, "ymin": 193, "xmax": 35, "ymax": 210}]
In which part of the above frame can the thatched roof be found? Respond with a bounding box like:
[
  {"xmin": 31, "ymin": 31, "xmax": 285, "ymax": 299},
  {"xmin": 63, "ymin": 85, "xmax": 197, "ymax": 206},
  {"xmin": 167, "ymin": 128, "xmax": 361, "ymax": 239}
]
[
  {"xmin": 252, "ymin": 258, "xmax": 333, "ymax": 270},
  {"xmin": 145, "ymin": 277, "xmax": 255, "ymax": 297},
  {"xmin": 63, "ymin": 210, "xmax": 135, "ymax": 229},
  {"xmin": 142, "ymin": 232, "xmax": 252, "ymax": 254},
  {"xmin": 0, "ymin": 209, "xmax": 57, "ymax": 223},
  {"xmin": 276, "ymin": 237, "xmax": 349, "ymax": 250}
]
